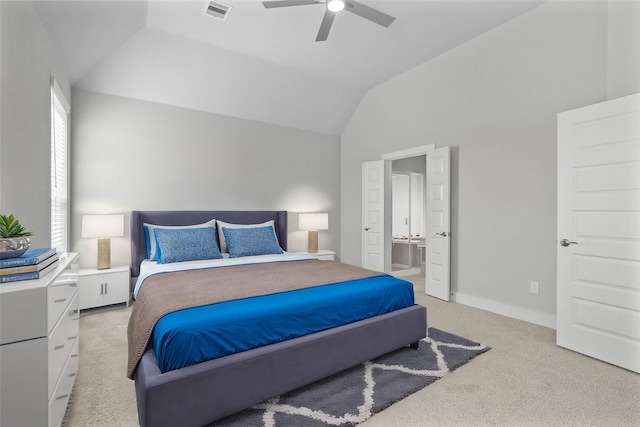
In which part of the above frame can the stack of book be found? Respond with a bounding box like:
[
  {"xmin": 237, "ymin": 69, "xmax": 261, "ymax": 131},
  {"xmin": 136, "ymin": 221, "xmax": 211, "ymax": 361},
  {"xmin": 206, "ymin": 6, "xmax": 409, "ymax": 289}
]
[{"xmin": 0, "ymin": 248, "xmax": 59, "ymax": 283}]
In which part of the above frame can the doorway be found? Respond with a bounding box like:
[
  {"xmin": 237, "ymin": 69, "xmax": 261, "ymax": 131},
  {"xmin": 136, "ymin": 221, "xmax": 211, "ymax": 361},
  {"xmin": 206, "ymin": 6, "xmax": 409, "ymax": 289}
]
[
  {"xmin": 391, "ymin": 157, "xmax": 426, "ymax": 276},
  {"xmin": 362, "ymin": 144, "xmax": 451, "ymax": 300}
]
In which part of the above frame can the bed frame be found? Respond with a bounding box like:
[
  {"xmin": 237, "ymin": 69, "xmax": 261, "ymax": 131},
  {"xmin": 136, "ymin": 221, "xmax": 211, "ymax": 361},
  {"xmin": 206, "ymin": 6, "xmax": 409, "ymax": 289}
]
[{"xmin": 130, "ymin": 210, "xmax": 427, "ymax": 427}]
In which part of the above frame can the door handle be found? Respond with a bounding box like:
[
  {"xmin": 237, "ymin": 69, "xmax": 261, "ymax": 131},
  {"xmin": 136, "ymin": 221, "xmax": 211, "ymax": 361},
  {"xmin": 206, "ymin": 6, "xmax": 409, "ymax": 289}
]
[
  {"xmin": 364, "ymin": 227, "xmax": 371, "ymax": 231},
  {"xmin": 559, "ymin": 238, "xmax": 578, "ymax": 247},
  {"xmin": 436, "ymin": 232, "xmax": 448, "ymax": 237}
]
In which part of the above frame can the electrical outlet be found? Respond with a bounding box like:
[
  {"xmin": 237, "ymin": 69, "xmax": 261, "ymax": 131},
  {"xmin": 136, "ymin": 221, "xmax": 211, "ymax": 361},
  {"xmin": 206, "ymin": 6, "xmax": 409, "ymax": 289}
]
[{"xmin": 530, "ymin": 281, "xmax": 540, "ymax": 294}]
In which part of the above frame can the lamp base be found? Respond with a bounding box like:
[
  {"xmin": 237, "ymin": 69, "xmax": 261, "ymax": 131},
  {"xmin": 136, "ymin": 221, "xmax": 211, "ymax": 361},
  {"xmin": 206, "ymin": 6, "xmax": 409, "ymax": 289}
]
[
  {"xmin": 97, "ymin": 238, "xmax": 111, "ymax": 270},
  {"xmin": 307, "ymin": 230, "xmax": 319, "ymax": 253}
]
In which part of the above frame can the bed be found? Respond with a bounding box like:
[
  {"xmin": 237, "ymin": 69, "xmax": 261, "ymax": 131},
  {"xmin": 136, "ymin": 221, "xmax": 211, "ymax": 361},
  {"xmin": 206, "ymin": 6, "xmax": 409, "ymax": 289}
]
[{"xmin": 128, "ymin": 210, "xmax": 427, "ymax": 427}]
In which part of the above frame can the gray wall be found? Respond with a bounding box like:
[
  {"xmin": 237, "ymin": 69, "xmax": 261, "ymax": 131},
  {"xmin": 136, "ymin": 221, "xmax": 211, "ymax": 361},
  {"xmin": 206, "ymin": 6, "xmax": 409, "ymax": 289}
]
[
  {"xmin": 340, "ymin": 0, "xmax": 640, "ymax": 327},
  {"xmin": 71, "ymin": 89, "xmax": 341, "ymax": 268},
  {"xmin": 2, "ymin": 0, "xmax": 638, "ymax": 327},
  {"xmin": 0, "ymin": 1, "xmax": 71, "ymax": 249}
]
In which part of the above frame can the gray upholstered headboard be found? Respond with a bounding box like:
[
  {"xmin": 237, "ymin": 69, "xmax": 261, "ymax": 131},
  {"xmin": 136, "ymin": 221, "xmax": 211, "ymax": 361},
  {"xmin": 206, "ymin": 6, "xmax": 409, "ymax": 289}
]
[{"xmin": 130, "ymin": 210, "xmax": 288, "ymax": 278}]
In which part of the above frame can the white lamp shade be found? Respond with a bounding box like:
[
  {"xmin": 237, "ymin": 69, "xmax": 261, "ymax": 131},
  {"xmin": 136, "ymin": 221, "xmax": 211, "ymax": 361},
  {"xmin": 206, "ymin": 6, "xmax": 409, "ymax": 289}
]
[
  {"xmin": 82, "ymin": 214, "xmax": 124, "ymax": 238},
  {"xmin": 299, "ymin": 213, "xmax": 329, "ymax": 231}
]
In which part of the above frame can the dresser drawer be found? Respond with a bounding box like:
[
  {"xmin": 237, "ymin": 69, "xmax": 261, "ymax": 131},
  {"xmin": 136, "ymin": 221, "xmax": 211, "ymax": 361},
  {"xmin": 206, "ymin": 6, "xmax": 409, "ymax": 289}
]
[
  {"xmin": 48, "ymin": 338, "xmax": 78, "ymax": 427},
  {"xmin": 48, "ymin": 292, "xmax": 79, "ymax": 399},
  {"xmin": 0, "ymin": 337, "xmax": 47, "ymax": 426},
  {"xmin": 48, "ymin": 275, "xmax": 78, "ymax": 334}
]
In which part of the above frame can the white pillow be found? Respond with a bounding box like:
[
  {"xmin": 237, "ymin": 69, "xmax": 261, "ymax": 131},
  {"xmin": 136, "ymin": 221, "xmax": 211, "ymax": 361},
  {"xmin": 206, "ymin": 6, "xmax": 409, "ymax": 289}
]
[
  {"xmin": 143, "ymin": 219, "xmax": 216, "ymax": 261},
  {"xmin": 216, "ymin": 220, "xmax": 275, "ymax": 253}
]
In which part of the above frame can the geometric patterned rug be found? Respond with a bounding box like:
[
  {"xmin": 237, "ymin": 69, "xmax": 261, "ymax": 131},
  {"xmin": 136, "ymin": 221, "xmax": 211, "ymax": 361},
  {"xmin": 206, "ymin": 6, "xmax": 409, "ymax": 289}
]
[{"xmin": 211, "ymin": 327, "xmax": 490, "ymax": 427}]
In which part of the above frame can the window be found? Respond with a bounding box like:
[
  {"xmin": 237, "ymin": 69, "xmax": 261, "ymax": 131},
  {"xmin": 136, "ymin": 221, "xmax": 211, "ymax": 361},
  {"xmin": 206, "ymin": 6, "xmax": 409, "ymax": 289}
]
[{"xmin": 51, "ymin": 79, "xmax": 70, "ymax": 253}]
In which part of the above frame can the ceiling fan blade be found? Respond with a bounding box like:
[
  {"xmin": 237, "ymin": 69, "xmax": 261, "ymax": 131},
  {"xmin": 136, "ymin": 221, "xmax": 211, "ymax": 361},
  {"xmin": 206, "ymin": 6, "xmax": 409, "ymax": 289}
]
[
  {"xmin": 262, "ymin": 0, "xmax": 321, "ymax": 8},
  {"xmin": 315, "ymin": 9, "xmax": 336, "ymax": 41},
  {"xmin": 344, "ymin": 0, "xmax": 395, "ymax": 27}
]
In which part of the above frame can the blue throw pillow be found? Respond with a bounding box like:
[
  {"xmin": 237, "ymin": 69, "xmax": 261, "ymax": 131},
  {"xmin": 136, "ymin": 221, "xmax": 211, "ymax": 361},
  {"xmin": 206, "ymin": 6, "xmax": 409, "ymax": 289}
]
[
  {"xmin": 154, "ymin": 227, "xmax": 222, "ymax": 264},
  {"xmin": 143, "ymin": 219, "xmax": 216, "ymax": 261},
  {"xmin": 222, "ymin": 226, "xmax": 284, "ymax": 258}
]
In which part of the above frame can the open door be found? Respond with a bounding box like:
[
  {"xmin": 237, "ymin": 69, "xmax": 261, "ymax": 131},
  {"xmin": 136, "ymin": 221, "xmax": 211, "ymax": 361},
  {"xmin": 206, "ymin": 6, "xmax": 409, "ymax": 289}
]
[
  {"xmin": 425, "ymin": 147, "xmax": 451, "ymax": 300},
  {"xmin": 362, "ymin": 160, "xmax": 391, "ymax": 272},
  {"xmin": 557, "ymin": 93, "xmax": 640, "ymax": 373}
]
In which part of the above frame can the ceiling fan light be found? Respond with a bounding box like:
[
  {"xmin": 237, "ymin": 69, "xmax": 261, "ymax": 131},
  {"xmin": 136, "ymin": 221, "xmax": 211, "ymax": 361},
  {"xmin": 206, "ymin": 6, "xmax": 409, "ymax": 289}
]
[{"xmin": 327, "ymin": 0, "xmax": 345, "ymax": 13}]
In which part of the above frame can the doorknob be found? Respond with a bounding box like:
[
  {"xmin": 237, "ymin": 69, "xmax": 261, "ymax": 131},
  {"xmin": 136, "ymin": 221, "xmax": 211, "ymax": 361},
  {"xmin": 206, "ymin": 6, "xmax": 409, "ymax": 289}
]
[
  {"xmin": 436, "ymin": 232, "xmax": 448, "ymax": 237},
  {"xmin": 559, "ymin": 238, "xmax": 578, "ymax": 247},
  {"xmin": 364, "ymin": 227, "xmax": 371, "ymax": 231}
]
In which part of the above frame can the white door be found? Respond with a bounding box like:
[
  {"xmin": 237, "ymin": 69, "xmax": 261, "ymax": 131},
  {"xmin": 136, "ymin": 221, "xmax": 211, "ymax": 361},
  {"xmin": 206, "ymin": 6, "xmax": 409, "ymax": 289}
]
[
  {"xmin": 557, "ymin": 93, "xmax": 640, "ymax": 373},
  {"xmin": 425, "ymin": 147, "xmax": 451, "ymax": 300},
  {"xmin": 362, "ymin": 160, "xmax": 391, "ymax": 272}
]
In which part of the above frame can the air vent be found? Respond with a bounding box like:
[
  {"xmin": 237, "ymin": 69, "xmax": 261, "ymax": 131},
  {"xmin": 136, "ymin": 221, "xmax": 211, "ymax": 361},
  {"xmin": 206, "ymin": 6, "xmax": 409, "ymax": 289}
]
[{"xmin": 204, "ymin": 1, "xmax": 231, "ymax": 21}]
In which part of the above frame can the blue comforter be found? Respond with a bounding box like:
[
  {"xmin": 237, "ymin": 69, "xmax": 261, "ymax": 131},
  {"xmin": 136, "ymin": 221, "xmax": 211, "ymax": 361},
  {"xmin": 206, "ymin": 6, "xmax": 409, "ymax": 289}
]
[{"xmin": 151, "ymin": 275, "xmax": 415, "ymax": 373}]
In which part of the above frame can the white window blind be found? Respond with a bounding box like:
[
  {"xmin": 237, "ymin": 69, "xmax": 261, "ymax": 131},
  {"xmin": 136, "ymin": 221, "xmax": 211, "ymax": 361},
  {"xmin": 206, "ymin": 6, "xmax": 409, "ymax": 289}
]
[{"xmin": 51, "ymin": 79, "xmax": 70, "ymax": 253}]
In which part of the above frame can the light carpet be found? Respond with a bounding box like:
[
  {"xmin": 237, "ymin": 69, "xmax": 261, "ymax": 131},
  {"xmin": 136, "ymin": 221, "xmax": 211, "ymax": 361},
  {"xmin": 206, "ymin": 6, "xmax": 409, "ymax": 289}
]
[{"xmin": 209, "ymin": 327, "xmax": 489, "ymax": 426}]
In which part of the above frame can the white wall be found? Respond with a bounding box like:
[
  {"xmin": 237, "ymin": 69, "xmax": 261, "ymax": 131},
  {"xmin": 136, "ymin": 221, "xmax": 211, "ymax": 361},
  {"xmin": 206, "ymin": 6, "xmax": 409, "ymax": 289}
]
[
  {"xmin": 75, "ymin": 27, "xmax": 362, "ymax": 136},
  {"xmin": 71, "ymin": 89, "xmax": 341, "ymax": 269},
  {"xmin": 0, "ymin": 1, "xmax": 70, "ymax": 248},
  {"xmin": 607, "ymin": 0, "xmax": 640, "ymax": 99},
  {"xmin": 340, "ymin": 1, "xmax": 639, "ymax": 327}
]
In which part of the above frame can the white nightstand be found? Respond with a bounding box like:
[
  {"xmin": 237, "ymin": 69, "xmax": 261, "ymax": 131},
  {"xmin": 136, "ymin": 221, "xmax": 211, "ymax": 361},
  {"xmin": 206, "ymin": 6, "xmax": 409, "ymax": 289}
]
[
  {"xmin": 79, "ymin": 265, "xmax": 130, "ymax": 310},
  {"xmin": 297, "ymin": 250, "xmax": 336, "ymax": 261}
]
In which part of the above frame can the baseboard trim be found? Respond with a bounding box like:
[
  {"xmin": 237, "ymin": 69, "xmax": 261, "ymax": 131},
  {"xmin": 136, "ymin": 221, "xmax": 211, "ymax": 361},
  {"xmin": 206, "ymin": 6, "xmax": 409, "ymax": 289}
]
[{"xmin": 453, "ymin": 292, "xmax": 557, "ymax": 329}]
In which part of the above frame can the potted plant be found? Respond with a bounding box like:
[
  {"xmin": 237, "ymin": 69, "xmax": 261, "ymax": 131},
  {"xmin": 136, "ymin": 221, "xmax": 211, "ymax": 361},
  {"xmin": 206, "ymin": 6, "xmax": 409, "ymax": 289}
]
[{"xmin": 0, "ymin": 214, "xmax": 33, "ymax": 259}]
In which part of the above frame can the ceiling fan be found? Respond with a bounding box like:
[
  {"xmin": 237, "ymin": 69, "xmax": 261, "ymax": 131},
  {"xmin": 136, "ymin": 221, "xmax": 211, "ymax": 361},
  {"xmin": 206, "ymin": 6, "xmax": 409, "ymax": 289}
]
[{"xmin": 262, "ymin": 0, "xmax": 395, "ymax": 42}]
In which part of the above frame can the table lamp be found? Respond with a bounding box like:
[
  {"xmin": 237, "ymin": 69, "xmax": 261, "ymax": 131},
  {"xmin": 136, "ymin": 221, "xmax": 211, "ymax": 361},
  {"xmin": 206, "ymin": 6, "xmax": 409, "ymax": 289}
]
[
  {"xmin": 82, "ymin": 214, "xmax": 124, "ymax": 269},
  {"xmin": 299, "ymin": 213, "xmax": 328, "ymax": 253}
]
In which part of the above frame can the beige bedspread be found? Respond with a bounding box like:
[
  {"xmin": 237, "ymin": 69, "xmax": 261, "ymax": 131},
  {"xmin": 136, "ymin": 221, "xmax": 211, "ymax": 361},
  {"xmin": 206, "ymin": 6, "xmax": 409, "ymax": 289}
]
[{"xmin": 127, "ymin": 259, "xmax": 384, "ymax": 378}]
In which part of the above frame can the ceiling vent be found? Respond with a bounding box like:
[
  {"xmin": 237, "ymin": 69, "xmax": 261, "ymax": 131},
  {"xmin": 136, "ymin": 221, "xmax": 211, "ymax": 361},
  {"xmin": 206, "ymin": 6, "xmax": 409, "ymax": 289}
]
[{"xmin": 204, "ymin": 1, "xmax": 231, "ymax": 21}]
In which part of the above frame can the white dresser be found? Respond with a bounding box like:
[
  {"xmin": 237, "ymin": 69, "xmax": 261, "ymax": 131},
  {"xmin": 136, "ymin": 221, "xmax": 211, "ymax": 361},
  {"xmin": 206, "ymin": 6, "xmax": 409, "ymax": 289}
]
[{"xmin": 0, "ymin": 253, "xmax": 79, "ymax": 427}]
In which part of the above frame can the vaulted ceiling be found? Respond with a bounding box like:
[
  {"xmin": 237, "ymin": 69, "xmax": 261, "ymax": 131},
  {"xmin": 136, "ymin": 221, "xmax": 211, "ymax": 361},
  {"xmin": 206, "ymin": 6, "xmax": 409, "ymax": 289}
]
[{"xmin": 34, "ymin": 0, "xmax": 545, "ymax": 135}]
